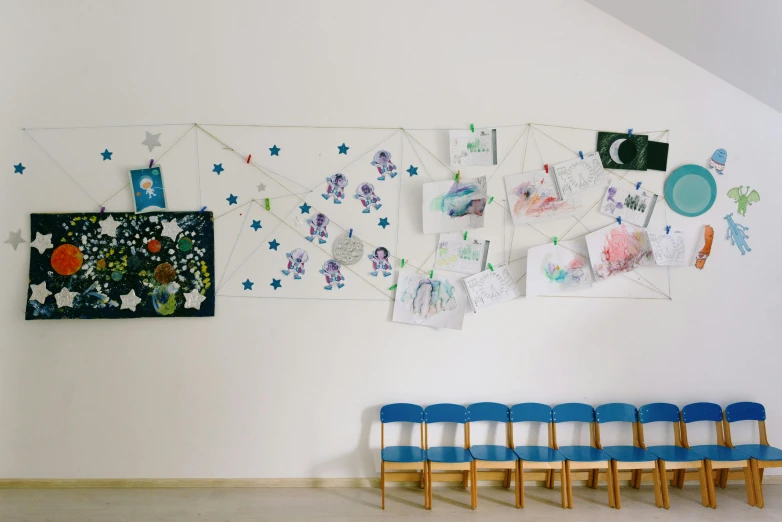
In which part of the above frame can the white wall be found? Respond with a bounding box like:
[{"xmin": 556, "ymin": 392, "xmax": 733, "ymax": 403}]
[{"xmin": 1, "ymin": 0, "xmax": 781, "ymax": 479}]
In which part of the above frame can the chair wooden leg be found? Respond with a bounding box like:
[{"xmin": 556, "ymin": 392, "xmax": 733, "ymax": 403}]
[
  {"xmin": 606, "ymin": 463, "xmax": 616, "ymax": 508},
  {"xmin": 743, "ymin": 462, "xmax": 755, "ymax": 507},
  {"xmin": 560, "ymin": 461, "xmax": 567, "ymax": 509},
  {"xmin": 426, "ymin": 462, "xmax": 431, "ymax": 510},
  {"xmin": 612, "ymin": 461, "xmax": 622, "ymax": 509},
  {"xmin": 719, "ymin": 468, "xmax": 728, "ymax": 489},
  {"xmin": 704, "ymin": 460, "xmax": 717, "ymax": 509},
  {"xmin": 516, "ymin": 462, "xmax": 523, "ymax": 509},
  {"xmin": 652, "ymin": 462, "xmax": 663, "ymax": 508},
  {"xmin": 462, "ymin": 470, "xmax": 468, "ymax": 489},
  {"xmin": 381, "ymin": 461, "xmax": 385, "ymax": 510},
  {"xmin": 750, "ymin": 459, "xmax": 764, "ymax": 508},
  {"xmin": 566, "ymin": 462, "xmax": 573, "ymax": 508},
  {"xmin": 505, "ymin": 469, "xmax": 511, "ymax": 489},
  {"xmin": 659, "ymin": 461, "xmax": 670, "ymax": 509},
  {"xmin": 631, "ymin": 469, "xmax": 640, "ymax": 489},
  {"xmin": 471, "ymin": 461, "xmax": 477, "ymax": 509},
  {"xmin": 677, "ymin": 467, "xmax": 685, "ymax": 489},
  {"xmin": 697, "ymin": 465, "xmax": 710, "ymax": 507}
]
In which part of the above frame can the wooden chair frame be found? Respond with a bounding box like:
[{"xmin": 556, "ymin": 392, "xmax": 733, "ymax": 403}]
[
  {"xmin": 424, "ymin": 419, "xmax": 476, "ymax": 510},
  {"xmin": 380, "ymin": 420, "xmax": 428, "ymax": 510},
  {"xmin": 510, "ymin": 417, "xmax": 568, "ymax": 509},
  {"xmin": 467, "ymin": 418, "xmax": 521, "ymax": 508}
]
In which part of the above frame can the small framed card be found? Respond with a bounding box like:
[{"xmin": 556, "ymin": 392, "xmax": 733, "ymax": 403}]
[
  {"xmin": 449, "ymin": 128, "xmax": 498, "ymax": 166},
  {"xmin": 129, "ymin": 166, "xmax": 167, "ymax": 213}
]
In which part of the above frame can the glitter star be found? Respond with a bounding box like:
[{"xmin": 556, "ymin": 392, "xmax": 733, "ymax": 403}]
[
  {"xmin": 4, "ymin": 229, "xmax": 25, "ymax": 250},
  {"xmin": 183, "ymin": 288, "xmax": 207, "ymax": 310},
  {"xmin": 98, "ymin": 215, "xmax": 122, "ymax": 237},
  {"xmin": 120, "ymin": 289, "xmax": 142, "ymax": 311},
  {"xmin": 160, "ymin": 218, "xmax": 183, "ymax": 242},
  {"xmin": 142, "ymin": 131, "xmax": 162, "ymax": 152},
  {"xmin": 54, "ymin": 287, "xmax": 79, "ymax": 308},
  {"xmin": 29, "ymin": 282, "xmax": 52, "ymax": 304},
  {"xmin": 30, "ymin": 232, "xmax": 53, "ymax": 254}
]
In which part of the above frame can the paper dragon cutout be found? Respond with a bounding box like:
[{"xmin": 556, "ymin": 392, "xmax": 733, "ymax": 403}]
[
  {"xmin": 727, "ymin": 186, "xmax": 760, "ymax": 217},
  {"xmin": 725, "ymin": 213, "xmax": 751, "ymax": 255}
]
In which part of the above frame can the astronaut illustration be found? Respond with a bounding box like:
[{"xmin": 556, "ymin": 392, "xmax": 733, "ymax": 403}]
[
  {"xmin": 322, "ymin": 173, "xmax": 348, "ymax": 204},
  {"xmin": 371, "ymin": 150, "xmax": 397, "ymax": 181},
  {"xmin": 320, "ymin": 259, "xmax": 345, "ymax": 290},
  {"xmin": 281, "ymin": 248, "xmax": 309, "ymax": 280},
  {"xmin": 139, "ymin": 176, "xmax": 156, "ymax": 198},
  {"xmin": 354, "ymin": 182, "xmax": 382, "ymax": 213},
  {"xmin": 368, "ymin": 246, "xmax": 392, "ymax": 277},
  {"xmin": 306, "ymin": 213, "xmax": 330, "ymax": 244}
]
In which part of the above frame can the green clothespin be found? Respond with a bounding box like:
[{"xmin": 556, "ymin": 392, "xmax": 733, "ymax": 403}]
[
  {"xmin": 488, "ymin": 196, "xmax": 494, "ymax": 205},
  {"xmin": 389, "ymin": 284, "xmax": 397, "ymax": 291},
  {"xmin": 400, "ymin": 258, "xmax": 405, "ymax": 267},
  {"xmin": 265, "ymin": 198, "xmax": 270, "ymax": 211},
  {"xmin": 455, "ymin": 170, "xmax": 460, "ymax": 183},
  {"xmin": 463, "ymin": 231, "xmax": 467, "ymax": 241},
  {"xmin": 470, "ymin": 123, "xmax": 475, "ymax": 133},
  {"xmin": 488, "ymin": 263, "xmax": 494, "ymax": 272},
  {"xmin": 429, "ymin": 270, "xmax": 434, "ymax": 278},
  {"xmin": 553, "ymin": 236, "xmax": 558, "ymax": 246}
]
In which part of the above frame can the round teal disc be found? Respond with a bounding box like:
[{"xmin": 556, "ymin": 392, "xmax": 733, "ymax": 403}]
[{"xmin": 664, "ymin": 164, "xmax": 717, "ymax": 217}]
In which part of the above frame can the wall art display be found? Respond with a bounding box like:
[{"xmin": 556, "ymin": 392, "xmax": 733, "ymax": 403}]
[
  {"xmin": 503, "ymin": 170, "xmax": 578, "ymax": 226},
  {"xmin": 463, "ymin": 265, "xmax": 520, "ymax": 312},
  {"xmin": 449, "ymin": 128, "xmax": 498, "ymax": 166},
  {"xmin": 599, "ymin": 184, "xmax": 658, "ymax": 227},
  {"xmin": 552, "ymin": 152, "xmax": 607, "ymax": 198},
  {"xmin": 526, "ymin": 243, "xmax": 593, "ymax": 298},
  {"xmin": 392, "ymin": 268, "xmax": 467, "ymax": 330},
  {"xmin": 586, "ymin": 223, "xmax": 654, "ymax": 282},
  {"xmin": 422, "ymin": 176, "xmax": 487, "ymax": 234},
  {"xmin": 130, "ymin": 166, "xmax": 167, "ymax": 213},
  {"xmin": 597, "ymin": 131, "xmax": 648, "ymax": 171}
]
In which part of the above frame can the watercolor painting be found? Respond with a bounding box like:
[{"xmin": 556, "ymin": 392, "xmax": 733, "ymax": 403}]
[
  {"xmin": 463, "ymin": 266, "xmax": 520, "ymax": 312},
  {"xmin": 449, "ymin": 128, "xmax": 498, "ymax": 166},
  {"xmin": 392, "ymin": 268, "xmax": 467, "ymax": 330},
  {"xmin": 647, "ymin": 230, "xmax": 686, "ymax": 266},
  {"xmin": 596, "ymin": 132, "xmax": 648, "ymax": 171},
  {"xmin": 552, "ymin": 152, "xmax": 607, "ymax": 198},
  {"xmin": 503, "ymin": 170, "xmax": 578, "ymax": 226},
  {"xmin": 599, "ymin": 185, "xmax": 658, "ymax": 227},
  {"xmin": 130, "ymin": 166, "xmax": 167, "ymax": 213},
  {"xmin": 727, "ymin": 186, "xmax": 760, "ymax": 217},
  {"xmin": 526, "ymin": 243, "xmax": 593, "ymax": 298},
  {"xmin": 422, "ymin": 176, "xmax": 487, "ymax": 234},
  {"xmin": 586, "ymin": 223, "xmax": 654, "ymax": 282},
  {"xmin": 725, "ymin": 214, "xmax": 751, "ymax": 255},
  {"xmin": 26, "ymin": 212, "xmax": 214, "ymax": 320},
  {"xmin": 434, "ymin": 233, "xmax": 489, "ymax": 274},
  {"xmin": 694, "ymin": 225, "xmax": 714, "ymax": 270}
]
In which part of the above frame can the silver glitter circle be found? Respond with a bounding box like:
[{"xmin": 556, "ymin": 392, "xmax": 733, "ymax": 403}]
[{"xmin": 332, "ymin": 235, "xmax": 365, "ymax": 265}]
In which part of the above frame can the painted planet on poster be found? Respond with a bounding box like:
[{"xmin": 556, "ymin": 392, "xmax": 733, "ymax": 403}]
[
  {"xmin": 153, "ymin": 283, "xmax": 178, "ymax": 316},
  {"xmin": 50, "ymin": 244, "xmax": 84, "ymax": 275},
  {"xmin": 177, "ymin": 237, "xmax": 193, "ymax": 252},
  {"xmin": 154, "ymin": 262, "xmax": 177, "ymax": 284},
  {"xmin": 147, "ymin": 239, "xmax": 162, "ymax": 253}
]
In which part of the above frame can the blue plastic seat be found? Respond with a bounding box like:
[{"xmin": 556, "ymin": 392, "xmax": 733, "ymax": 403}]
[
  {"xmin": 469, "ymin": 444, "xmax": 518, "ymax": 462},
  {"xmin": 427, "ymin": 446, "xmax": 473, "ymax": 463},
  {"xmin": 602, "ymin": 445, "xmax": 658, "ymax": 463},
  {"xmin": 689, "ymin": 444, "xmax": 748, "ymax": 462},
  {"xmin": 514, "ymin": 446, "xmax": 565, "ymax": 462},
  {"xmin": 557, "ymin": 445, "xmax": 610, "ymax": 462},
  {"xmin": 467, "ymin": 402, "xmax": 519, "ymax": 508},
  {"xmin": 382, "ymin": 446, "xmax": 427, "ymax": 462},
  {"xmin": 380, "ymin": 403, "xmax": 427, "ymax": 510},
  {"xmin": 733, "ymin": 444, "xmax": 782, "ymax": 462},
  {"xmin": 647, "ymin": 445, "xmax": 705, "ymax": 462},
  {"xmin": 424, "ymin": 403, "xmax": 474, "ymax": 509}
]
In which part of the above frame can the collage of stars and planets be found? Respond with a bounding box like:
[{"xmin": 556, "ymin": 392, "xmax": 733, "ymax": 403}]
[{"xmin": 26, "ymin": 212, "xmax": 215, "ymax": 320}]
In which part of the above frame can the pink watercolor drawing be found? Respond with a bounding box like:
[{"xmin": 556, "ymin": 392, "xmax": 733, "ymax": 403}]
[{"xmin": 586, "ymin": 223, "xmax": 654, "ymax": 281}]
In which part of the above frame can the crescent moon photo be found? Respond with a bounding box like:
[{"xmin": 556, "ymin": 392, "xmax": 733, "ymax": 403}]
[{"xmin": 609, "ymin": 139, "xmax": 625, "ymax": 164}]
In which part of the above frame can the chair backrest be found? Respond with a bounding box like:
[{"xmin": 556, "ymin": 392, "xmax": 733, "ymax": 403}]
[
  {"xmin": 381, "ymin": 403, "xmax": 424, "ymax": 424},
  {"xmin": 425, "ymin": 403, "xmax": 468, "ymax": 424},
  {"xmin": 467, "ymin": 402, "xmax": 509, "ymax": 423},
  {"xmin": 638, "ymin": 402, "xmax": 680, "ymax": 424},
  {"xmin": 681, "ymin": 402, "xmax": 723, "ymax": 424},
  {"xmin": 552, "ymin": 403, "xmax": 595, "ymax": 423},
  {"xmin": 510, "ymin": 403, "xmax": 552, "ymax": 423},
  {"xmin": 725, "ymin": 402, "xmax": 765, "ymax": 423},
  {"xmin": 595, "ymin": 403, "xmax": 637, "ymax": 423}
]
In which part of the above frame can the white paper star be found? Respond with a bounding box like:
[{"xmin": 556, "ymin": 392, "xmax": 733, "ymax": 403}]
[
  {"xmin": 161, "ymin": 218, "xmax": 183, "ymax": 242},
  {"xmin": 120, "ymin": 289, "xmax": 142, "ymax": 312},
  {"xmin": 294, "ymin": 216, "xmax": 305, "ymax": 227},
  {"xmin": 142, "ymin": 131, "xmax": 162, "ymax": 152},
  {"xmin": 99, "ymin": 215, "xmax": 121, "ymax": 237},
  {"xmin": 30, "ymin": 232, "xmax": 53, "ymax": 254},
  {"xmin": 183, "ymin": 288, "xmax": 207, "ymax": 310},
  {"xmin": 54, "ymin": 287, "xmax": 79, "ymax": 308},
  {"xmin": 29, "ymin": 282, "xmax": 52, "ymax": 304},
  {"xmin": 257, "ymin": 182, "xmax": 267, "ymax": 192},
  {"xmin": 4, "ymin": 229, "xmax": 25, "ymax": 250}
]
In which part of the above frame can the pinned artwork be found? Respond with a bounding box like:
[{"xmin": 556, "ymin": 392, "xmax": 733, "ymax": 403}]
[
  {"xmin": 449, "ymin": 128, "xmax": 498, "ymax": 166},
  {"xmin": 503, "ymin": 170, "xmax": 578, "ymax": 226},
  {"xmin": 727, "ymin": 186, "xmax": 760, "ymax": 217},
  {"xmin": 599, "ymin": 185, "xmax": 658, "ymax": 227},
  {"xmin": 552, "ymin": 153, "xmax": 607, "ymax": 198},
  {"xmin": 368, "ymin": 246, "xmax": 392, "ymax": 277},
  {"xmin": 322, "ymin": 173, "xmax": 349, "ymax": 204},
  {"xmin": 332, "ymin": 234, "xmax": 364, "ymax": 265},
  {"xmin": 596, "ymin": 132, "xmax": 648, "ymax": 171},
  {"xmin": 664, "ymin": 164, "xmax": 717, "ymax": 217},
  {"xmin": 647, "ymin": 141, "xmax": 669, "ymax": 171},
  {"xmin": 305, "ymin": 213, "xmax": 329, "ymax": 244},
  {"xmin": 433, "ymin": 233, "xmax": 489, "ymax": 275},
  {"xmin": 129, "ymin": 166, "xmax": 167, "ymax": 213},
  {"xmin": 647, "ymin": 229, "xmax": 686, "ymax": 266},
  {"xmin": 354, "ymin": 182, "xmax": 382, "ymax": 213},
  {"xmin": 526, "ymin": 243, "xmax": 593, "ymax": 298},
  {"xmin": 725, "ymin": 214, "xmax": 751, "ymax": 255},
  {"xmin": 370, "ymin": 150, "xmax": 397, "ymax": 181},
  {"xmin": 320, "ymin": 259, "xmax": 345, "ymax": 290},
  {"xmin": 694, "ymin": 225, "xmax": 714, "ymax": 270},
  {"xmin": 282, "ymin": 248, "xmax": 309, "ymax": 280},
  {"xmin": 392, "ymin": 268, "xmax": 467, "ymax": 330},
  {"xmin": 463, "ymin": 265, "xmax": 521, "ymax": 312},
  {"xmin": 422, "ymin": 176, "xmax": 487, "ymax": 234},
  {"xmin": 25, "ymin": 212, "xmax": 214, "ymax": 320},
  {"xmin": 586, "ymin": 223, "xmax": 654, "ymax": 282},
  {"xmin": 709, "ymin": 148, "xmax": 727, "ymax": 174}
]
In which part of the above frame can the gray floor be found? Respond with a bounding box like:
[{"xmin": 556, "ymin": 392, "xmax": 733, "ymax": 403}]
[{"xmin": 0, "ymin": 485, "xmax": 780, "ymax": 521}]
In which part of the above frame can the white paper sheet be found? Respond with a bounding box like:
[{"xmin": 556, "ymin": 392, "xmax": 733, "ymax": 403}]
[
  {"xmin": 449, "ymin": 128, "xmax": 497, "ymax": 166},
  {"xmin": 503, "ymin": 170, "xmax": 579, "ymax": 226},
  {"xmin": 552, "ymin": 152, "xmax": 607, "ymax": 198},
  {"xmin": 392, "ymin": 268, "xmax": 468, "ymax": 330},
  {"xmin": 648, "ymin": 229, "xmax": 686, "ymax": 266},
  {"xmin": 434, "ymin": 233, "xmax": 490, "ymax": 274},
  {"xmin": 598, "ymin": 184, "xmax": 658, "ymax": 227},
  {"xmin": 526, "ymin": 243, "xmax": 593, "ymax": 298},
  {"xmin": 422, "ymin": 176, "xmax": 487, "ymax": 234},
  {"xmin": 585, "ymin": 223, "xmax": 655, "ymax": 282},
  {"xmin": 463, "ymin": 265, "xmax": 521, "ymax": 312}
]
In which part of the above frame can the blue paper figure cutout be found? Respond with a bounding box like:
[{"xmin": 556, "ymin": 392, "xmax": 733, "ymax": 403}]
[
  {"xmin": 130, "ymin": 167, "xmax": 167, "ymax": 213},
  {"xmin": 355, "ymin": 182, "xmax": 382, "ymax": 213},
  {"xmin": 709, "ymin": 148, "xmax": 727, "ymax": 174},
  {"xmin": 725, "ymin": 213, "xmax": 751, "ymax": 255},
  {"xmin": 320, "ymin": 259, "xmax": 345, "ymax": 290},
  {"xmin": 322, "ymin": 173, "xmax": 348, "ymax": 204},
  {"xmin": 306, "ymin": 213, "xmax": 329, "ymax": 244},
  {"xmin": 371, "ymin": 150, "xmax": 397, "ymax": 180},
  {"xmin": 368, "ymin": 246, "xmax": 392, "ymax": 277},
  {"xmin": 282, "ymin": 248, "xmax": 309, "ymax": 280}
]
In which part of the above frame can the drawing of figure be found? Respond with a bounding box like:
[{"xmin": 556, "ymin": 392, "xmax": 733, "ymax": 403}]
[
  {"xmin": 282, "ymin": 248, "xmax": 309, "ymax": 279},
  {"xmin": 355, "ymin": 182, "xmax": 382, "ymax": 213},
  {"xmin": 725, "ymin": 214, "xmax": 751, "ymax": 255},
  {"xmin": 368, "ymin": 246, "xmax": 392, "ymax": 277},
  {"xmin": 727, "ymin": 186, "xmax": 760, "ymax": 217},
  {"xmin": 320, "ymin": 259, "xmax": 345, "ymax": 290},
  {"xmin": 139, "ymin": 176, "xmax": 156, "ymax": 198},
  {"xmin": 322, "ymin": 173, "xmax": 348, "ymax": 204},
  {"xmin": 306, "ymin": 213, "xmax": 329, "ymax": 244},
  {"xmin": 603, "ymin": 187, "xmax": 624, "ymax": 215},
  {"xmin": 694, "ymin": 225, "xmax": 714, "ymax": 270},
  {"xmin": 709, "ymin": 148, "xmax": 727, "ymax": 173},
  {"xmin": 371, "ymin": 150, "xmax": 397, "ymax": 181}
]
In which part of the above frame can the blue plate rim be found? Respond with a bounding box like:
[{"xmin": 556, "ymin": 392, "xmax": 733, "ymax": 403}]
[{"xmin": 664, "ymin": 164, "xmax": 717, "ymax": 217}]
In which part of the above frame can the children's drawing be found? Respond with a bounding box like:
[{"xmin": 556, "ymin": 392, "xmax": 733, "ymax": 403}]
[
  {"xmin": 709, "ymin": 148, "xmax": 727, "ymax": 173},
  {"xmin": 503, "ymin": 170, "xmax": 577, "ymax": 226},
  {"xmin": 586, "ymin": 223, "xmax": 654, "ymax": 282},
  {"xmin": 526, "ymin": 243, "xmax": 593, "ymax": 298},
  {"xmin": 552, "ymin": 153, "xmax": 607, "ymax": 198},
  {"xmin": 434, "ymin": 233, "xmax": 489, "ymax": 274},
  {"xmin": 282, "ymin": 248, "xmax": 309, "ymax": 279},
  {"xmin": 463, "ymin": 266, "xmax": 521, "ymax": 312},
  {"xmin": 422, "ymin": 176, "xmax": 487, "ymax": 234},
  {"xmin": 727, "ymin": 186, "xmax": 760, "ymax": 217},
  {"xmin": 305, "ymin": 213, "xmax": 329, "ymax": 244},
  {"xmin": 725, "ymin": 213, "xmax": 751, "ymax": 255},
  {"xmin": 392, "ymin": 269, "xmax": 466, "ymax": 330},
  {"xmin": 599, "ymin": 185, "xmax": 658, "ymax": 227},
  {"xmin": 694, "ymin": 225, "xmax": 714, "ymax": 270},
  {"xmin": 647, "ymin": 230, "xmax": 686, "ymax": 266},
  {"xmin": 129, "ymin": 167, "xmax": 167, "ymax": 213},
  {"xmin": 596, "ymin": 132, "xmax": 649, "ymax": 171},
  {"xmin": 320, "ymin": 259, "xmax": 345, "ymax": 290},
  {"xmin": 368, "ymin": 246, "xmax": 392, "ymax": 277},
  {"xmin": 354, "ymin": 182, "xmax": 382, "ymax": 213},
  {"xmin": 449, "ymin": 128, "xmax": 498, "ymax": 166},
  {"xmin": 322, "ymin": 173, "xmax": 348, "ymax": 204},
  {"xmin": 332, "ymin": 234, "xmax": 364, "ymax": 265},
  {"xmin": 370, "ymin": 150, "xmax": 397, "ymax": 180}
]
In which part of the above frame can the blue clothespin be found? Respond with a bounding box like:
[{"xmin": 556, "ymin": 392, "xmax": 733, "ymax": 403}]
[
  {"xmin": 665, "ymin": 225, "xmax": 671, "ymax": 234},
  {"xmin": 628, "ymin": 128, "xmax": 633, "ymax": 138},
  {"xmin": 349, "ymin": 228, "xmax": 353, "ymax": 238},
  {"xmin": 200, "ymin": 206, "xmax": 207, "ymax": 213},
  {"xmin": 617, "ymin": 216, "xmax": 622, "ymax": 225},
  {"xmin": 578, "ymin": 151, "xmax": 584, "ymax": 160},
  {"xmin": 636, "ymin": 181, "xmax": 642, "ymax": 190}
]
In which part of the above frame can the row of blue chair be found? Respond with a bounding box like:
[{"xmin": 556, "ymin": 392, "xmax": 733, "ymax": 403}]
[{"xmin": 379, "ymin": 401, "xmax": 782, "ymax": 511}]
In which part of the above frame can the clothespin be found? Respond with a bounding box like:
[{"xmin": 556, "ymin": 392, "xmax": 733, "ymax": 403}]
[
  {"xmin": 544, "ymin": 164, "xmax": 549, "ymax": 173},
  {"xmin": 400, "ymin": 259, "xmax": 405, "ymax": 268},
  {"xmin": 470, "ymin": 124, "xmax": 475, "ymax": 133},
  {"xmin": 636, "ymin": 181, "xmax": 642, "ymax": 190},
  {"xmin": 665, "ymin": 225, "xmax": 671, "ymax": 235},
  {"xmin": 455, "ymin": 171, "xmax": 461, "ymax": 183},
  {"xmin": 349, "ymin": 228, "xmax": 353, "ymax": 238},
  {"xmin": 429, "ymin": 270, "xmax": 434, "ymax": 278},
  {"xmin": 99, "ymin": 207, "xmax": 105, "ymax": 217},
  {"xmin": 199, "ymin": 206, "xmax": 207, "ymax": 213},
  {"xmin": 265, "ymin": 198, "xmax": 270, "ymax": 211},
  {"xmin": 389, "ymin": 284, "xmax": 397, "ymax": 291},
  {"xmin": 578, "ymin": 151, "xmax": 584, "ymax": 160},
  {"xmin": 628, "ymin": 128, "xmax": 633, "ymax": 138},
  {"xmin": 488, "ymin": 263, "xmax": 494, "ymax": 272},
  {"xmin": 553, "ymin": 236, "xmax": 558, "ymax": 246},
  {"xmin": 488, "ymin": 196, "xmax": 494, "ymax": 205},
  {"xmin": 247, "ymin": 154, "xmax": 252, "ymax": 164},
  {"xmin": 617, "ymin": 216, "xmax": 622, "ymax": 225},
  {"xmin": 463, "ymin": 231, "xmax": 467, "ymax": 241},
  {"xmin": 149, "ymin": 159, "xmax": 154, "ymax": 168}
]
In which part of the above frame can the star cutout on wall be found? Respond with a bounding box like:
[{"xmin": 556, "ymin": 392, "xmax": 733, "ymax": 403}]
[
  {"xmin": 338, "ymin": 143, "xmax": 349, "ymax": 155},
  {"xmin": 213, "ymin": 163, "xmax": 224, "ymax": 175},
  {"xmin": 250, "ymin": 220, "xmax": 262, "ymax": 231},
  {"xmin": 242, "ymin": 279, "xmax": 255, "ymax": 290},
  {"xmin": 54, "ymin": 287, "xmax": 79, "ymax": 308},
  {"xmin": 407, "ymin": 165, "xmax": 418, "ymax": 176},
  {"xmin": 299, "ymin": 202, "xmax": 311, "ymax": 214},
  {"xmin": 257, "ymin": 182, "xmax": 266, "ymax": 192},
  {"xmin": 294, "ymin": 216, "xmax": 305, "ymax": 226},
  {"xmin": 183, "ymin": 288, "xmax": 207, "ymax": 310},
  {"xmin": 269, "ymin": 144, "xmax": 281, "ymax": 156},
  {"xmin": 378, "ymin": 217, "xmax": 390, "ymax": 229},
  {"xmin": 120, "ymin": 289, "xmax": 142, "ymax": 311},
  {"xmin": 14, "ymin": 163, "xmax": 25, "ymax": 175},
  {"xmin": 161, "ymin": 218, "xmax": 183, "ymax": 242},
  {"xmin": 4, "ymin": 229, "xmax": 25, "ymax": 250},
  {"xmin": 99, "ymin": 215, "xmax": 121, "ymax": 237},
  {"xmin": 100, "ymin": 149, "xmax": 113, "ymax": 161},
  {"xmin": 29, "ymin": 282, "xmax": 52, "ymax": 304},
  {"xmin": 268, "ymin": 239, "xmax": 280, "ymax": 250},
  {"xmin": 226, "ymin": 194, "xmax": 238, "ymax": 205},
  {"xmin": 270, "ymin": 278, "xmax": 282, "ymax": 290},
  {"xmin": 30, "ymin": 232, "xmax": 53, "ymax": 254},
  {"xmin": 142, "ymin": 131, "xmax": 162, "ymax": 152}
]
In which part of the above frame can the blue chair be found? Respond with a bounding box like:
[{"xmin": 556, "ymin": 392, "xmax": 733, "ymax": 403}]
[
  {"xmin": 724, "ymin": 402, "xmax": 782, "ymax": 508},
  {"xmin": 424, "ymin": 404, "xmax": 475, "ymax": 509},
  {"xmin": 380, "ymin": 403, "xmax": 427, "ymax": 509},
  {"xmin": 467, "ymin": 402, "xmax": 520, "ymax": 508},
  {"xmin": 552, "ymin": 403, "xmax": 614, "ymax": 508},
  {"xmin": 680, "ymin": 402, "xmax": 754, "ymax": 508},
  {"xmin": 510, "ymin": 403, "xmax": 568, "ymax": 509},
  {"xmin": 637, "ymin": 403, "xmax": 709, "ymax": 508}
]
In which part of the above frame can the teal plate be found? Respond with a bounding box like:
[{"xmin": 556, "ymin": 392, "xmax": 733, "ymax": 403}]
[{"xmin": 664, "ymin": 164, "xmax": 717, "ymax": 217}]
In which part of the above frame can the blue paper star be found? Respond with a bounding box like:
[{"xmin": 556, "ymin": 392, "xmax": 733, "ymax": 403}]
[
  {"xmin": 270, "ymin": 278, "xmax": 282, "ymax": 290},
  {"xmin": 242, "ymin": 279, "xmax": 254, "ymax": 290},
  {"xmin": 338, "ymin": 143, "xmax": 349, "ymax": 155},
  {"xmin": 226, "ymin": 194, "xmax": 238, "ymax": 205},
  {"xmin": 250, "ymin": 219, "xmax": 262, "ymax": 231},
  {"xmin": 13, "ymin": 163, "xmax": 25, "ymax": 175},
  {"xmin": 100, "ymin": 149, "xmax": 113, "ymax": 161},
  {"xmin": 407, "ymin": 165, "xmax": 418, "ymax": 176},
  {"xmin": 213, "ymin": 163, "xmax": 224, "ymax": 175},
  {"xmin": 268, "ymin": 239, "xmax": 280, "ymax": 250},
  {"xmin": 269, "ymin": 144, "xmax": 281, "ymax": 156},
  {"xmin": 299, "ymin": 202, "xmax": 312, "ymax": 214},
  {"xmin": 378, "ymin": 217, "xmax": 390, "ymax": 229}
]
